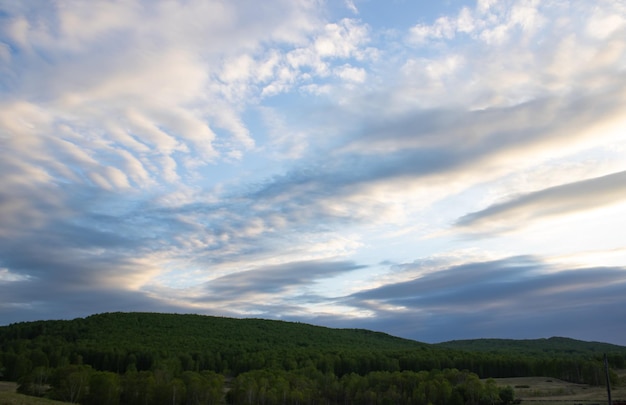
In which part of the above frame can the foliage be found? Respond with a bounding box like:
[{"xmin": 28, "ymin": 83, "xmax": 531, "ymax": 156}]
[{"xmin": 227, "ymin": 368, "xmax": 502, "ymax": 405}]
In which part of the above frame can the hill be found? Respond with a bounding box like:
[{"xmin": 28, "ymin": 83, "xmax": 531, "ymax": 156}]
[
  {"xmin": 0, "ymin": 312, "xmax": 436, "ymax": 378},
  {"xmin": 437, "ymin": 336, "xmax": 626, "ymax": 357},
  {"xmin": 2, "ymin": 311, "xmax": 427, "ymax": 352},
  {"xmin": 0, "ymin": 312, "xmax": 428, "ymax": 371},
  {"xmin": 77, "ymin": 311, "xmax": 428, "ymax": 352}
]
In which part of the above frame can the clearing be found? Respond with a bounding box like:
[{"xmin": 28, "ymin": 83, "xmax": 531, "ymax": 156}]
[{"xmin": 492, "ymin": 372, "xmax": 626, "ymax": 405}]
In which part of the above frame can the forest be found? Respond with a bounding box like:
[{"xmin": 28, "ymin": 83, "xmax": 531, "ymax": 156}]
[{"xmin": 0, "ymin": 312, "xmax": 624, "ymax": 405}]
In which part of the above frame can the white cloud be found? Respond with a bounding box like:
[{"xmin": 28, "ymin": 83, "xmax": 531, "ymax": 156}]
[
  {"xmin": 55, "ymin": 1, "xmax": 140, "ymax": 49},
  {"xmin": 0, "ymin": 0, "xmax": 338, "ymax": 194},
  {"xmin": 334, "ymin": 64, "xmax": 366, "ymax": 83},
  {"xmin": 0, "ymin": 268, "xmax": 31, "ymax": 283},
  {"xmin": 586, "ymin": 5, "xmax": 626, "ymax": 40},
  {"xmin": 397, "ymin": 0, "xmax": 626, "ymax": 111},
  {"xmin": 344, "ymin": 0, "xmax": 358, "ymax": 14},
  {"xmin": 456, "ymin": 7, "xmax": 476, "ymax": 34},
  {"xmin": 315, "ymin": 19, "xmax": 369, "ymax": 58},
  {"xmin": 409, "ymin": 16, "xmax": 456, "ymax": 44},
  {"xmin": 477, "ymin": 0, "xmax": 499, "ymax": 14}
]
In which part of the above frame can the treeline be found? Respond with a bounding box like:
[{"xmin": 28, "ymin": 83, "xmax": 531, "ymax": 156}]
[
  {"xmin": 228, "ymin": 368, "xmax": 515, "ymax": 405},
  {"xmin": 17, "ymin": 363, "xmax": 515, "ymax": 405},
  {"xmin": 18, "ymin": 365, "xmax": 224, "ymax": 405},
  {"xmin": 1, "ymin": 312, "xmax": 624, "ymax": 404},
  {"xmin": 2, "ymin": 334, "xmax": 619, "ymax": 386}
]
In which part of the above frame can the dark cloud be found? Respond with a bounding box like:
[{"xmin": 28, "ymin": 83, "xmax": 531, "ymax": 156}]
[
  {"xmin": 0, "ymin": 275, "xmax": 194, "ymax": 326},
  {"xmin": 201, "ymin": 260, "xmax": 365, "ymax": 298},
  {"xmin": 0, "ymin": 181, "xmax": 178, "ymax": 318},
  {"xmin": 457, "ymin": 170, "xmax": 626, "ymax": 230},
  {"xmin": 337, "ymin": 257, "xmax": 626, "ymax": 344}
]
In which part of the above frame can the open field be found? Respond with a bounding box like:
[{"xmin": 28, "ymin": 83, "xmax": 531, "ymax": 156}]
[
  {"xmin": 0, "ymin": 382, "xmax": 71, "ymax": 405},
  {"xmin": 493, "ymin": 371, "xmax": 626, "ymax": 405}
]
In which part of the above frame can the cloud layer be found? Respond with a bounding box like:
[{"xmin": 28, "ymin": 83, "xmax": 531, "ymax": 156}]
[{"xmin": 1, "ymin": 0, "xmax": 626, "ymax": 345}]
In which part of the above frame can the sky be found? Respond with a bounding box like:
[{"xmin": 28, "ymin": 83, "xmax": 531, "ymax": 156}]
[{"xmin": 1, "ymin": 0, "xmax": 626, "ymax": 346}]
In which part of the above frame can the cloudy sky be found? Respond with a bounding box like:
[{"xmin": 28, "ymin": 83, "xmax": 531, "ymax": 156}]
[{"xmin": 1, "ymin": 0, "xmax": 626, "ymax": 345}]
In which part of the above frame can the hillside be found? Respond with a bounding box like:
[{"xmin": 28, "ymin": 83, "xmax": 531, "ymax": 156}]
[
  {"xmin": 0, "ymin": 312, "xmax": 438, "ymax": 377},
  {"xmin": 77, "ymin": 311, "xmax": 428, "ymax": 352},
  {"xmin": 0, "ymin": 312, "xmax": 429, "ymax": 373}
]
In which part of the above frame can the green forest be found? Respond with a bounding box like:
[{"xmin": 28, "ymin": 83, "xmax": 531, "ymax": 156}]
[{"xmin": 1, "ymin": 312, "xmax": 624, "ymax": 405}]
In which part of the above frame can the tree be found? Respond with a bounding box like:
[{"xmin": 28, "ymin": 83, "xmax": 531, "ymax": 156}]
[
  {"xmin": 182, "ymin": 371, "xmax": 224, "ymax": 405},
  {"xmin": 121, "ymin": 370, "xmax": 155, "ymax": 405},
  {"xmin": 499, "ymin": 385, "xmax": 515, "ymax": 405},
  {"xmin": 50, "ymin": 364, "xmax": 93, "ymax": 403},
  {"xmin": 481, "ymin": 379, "xmax": 501, "ymax": 405},
  {"xmin": 17, "ymin": 366, "xmax": 50, "ymax": 397},
  {"xmin": 87, "ymin": 371, "xmax": 121, "ymax": 405},
  {"xmin": 459, "ymin": 373, "xmax": 483, "ymax": 405},
  {"xmin": 8, "ymin": 353, "xmax": 33, "ymax": 380}
]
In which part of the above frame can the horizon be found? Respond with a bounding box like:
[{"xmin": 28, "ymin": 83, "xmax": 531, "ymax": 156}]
[{"xmin": 1, "ymin": 0, "xmax": 626, "ymax": 346}]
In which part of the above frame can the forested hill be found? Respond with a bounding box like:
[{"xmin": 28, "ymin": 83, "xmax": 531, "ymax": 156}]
[
  {"xmin": 437, "ymin": 336, "xmax": 626, "ymax": 356},
  {"xmin": 1, "ymin": 311, "xmax": 426, "ymax": 354},
  {"xmin": 1, "ymin": 312, "xmax": 626, "ymax": 405},
  {"xmin": 1, "ymin": 312, "xmax": 437, "ymax": 379}
]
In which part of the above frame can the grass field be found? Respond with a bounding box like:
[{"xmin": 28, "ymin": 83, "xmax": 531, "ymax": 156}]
[
  {"xmin": 492, "ymin": 370, "xmax": 626, "ymax": 405},
  {"xmin": 0, "ymin": 382, "xmax": 71, "ymax": 405}
]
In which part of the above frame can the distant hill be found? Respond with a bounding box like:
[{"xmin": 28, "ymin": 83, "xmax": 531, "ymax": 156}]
[{"xmin": 437, "ymin": 336, "xmax": 626, "ymax": 356}]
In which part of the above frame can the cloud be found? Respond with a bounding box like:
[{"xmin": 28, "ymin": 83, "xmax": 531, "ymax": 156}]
[
  {"xmin": 400, "ymin": 0, "xmax": 626, "ymax": 111},
  {"xmin": 0, "ymin": 280, "xmax": 192, "ymax": 326},
  {"xmin": 133, "ymin": 260, "xmax": 366, "ymax": 319},
  {"xmin": 253, "ymin": 89, "xmax": 626, "ymax": 223},
  {"xmin": 456, "ymin": 170, "xmax": 626, "ymax": 232},
  {"xmin": 202, "ymin": 260, "xmax": 364, "ymax": 299},
  {"xmin": 334, "ymin": 64, "xmax": 367, "ymax": 83},
  {"xmin": 345, "ymin": 0, "xmax": 358, "ymax": 15},
  {"xmin": 0, "ymin": 0, "xmax": 374, "ymax": 295},
  {"xmin": 0, "ymin": 0, "xmax": 331, "ymax": 193},
  {"xmin": 338, "ymin": 256, "xmax": 626, "ymax": 342}
]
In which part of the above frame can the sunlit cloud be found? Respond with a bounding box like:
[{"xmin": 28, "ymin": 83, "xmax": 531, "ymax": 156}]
[{"xmin": 456, "ymin": 171, "xmax": 626, "ymax": 233}]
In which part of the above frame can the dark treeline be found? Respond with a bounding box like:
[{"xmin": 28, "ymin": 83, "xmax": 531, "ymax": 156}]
[
  {"xmin": 1, "ymin": 312, "xmax": 624, "ymax": 404},
  {"xmin": 16, "ymin": 364, "xmax": 515, "ymax": 405}
]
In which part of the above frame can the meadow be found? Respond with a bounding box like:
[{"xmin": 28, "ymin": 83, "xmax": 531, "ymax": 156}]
[
  {"xmin": 0, "ymin": 382, "xmax": 70, "ymax": 405},
  {"xmin": 494, "ymin": 370, "xmax": 626, "ymax": 404}
]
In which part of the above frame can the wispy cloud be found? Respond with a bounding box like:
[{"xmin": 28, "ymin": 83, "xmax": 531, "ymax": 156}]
[{"xmin": 457, "ymin": 171, "xmax": 626, "ymax": 232}]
